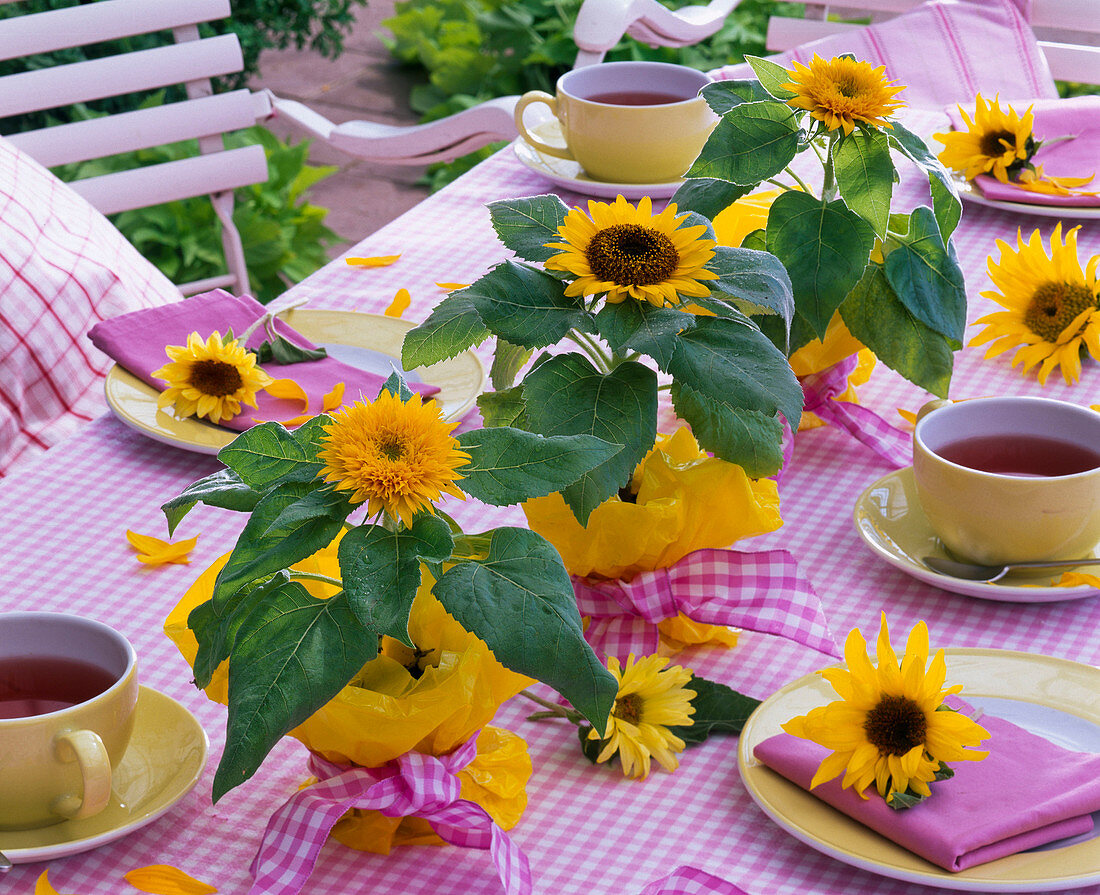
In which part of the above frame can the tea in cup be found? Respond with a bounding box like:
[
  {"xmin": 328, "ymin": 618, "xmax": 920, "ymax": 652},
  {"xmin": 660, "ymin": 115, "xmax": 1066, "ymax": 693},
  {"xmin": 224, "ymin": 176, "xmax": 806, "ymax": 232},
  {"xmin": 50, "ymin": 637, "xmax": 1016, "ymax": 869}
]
[
  {"xmin": 912, "ymin": 397, "xmax": 1100, "ymax": 566},
  {"xmin": 514, "ymin": 61, "xmax": 716, "ymax": 184},
  {"xmin": 0, "ymin": 612, "xmax": 138, "ymax": 830}
]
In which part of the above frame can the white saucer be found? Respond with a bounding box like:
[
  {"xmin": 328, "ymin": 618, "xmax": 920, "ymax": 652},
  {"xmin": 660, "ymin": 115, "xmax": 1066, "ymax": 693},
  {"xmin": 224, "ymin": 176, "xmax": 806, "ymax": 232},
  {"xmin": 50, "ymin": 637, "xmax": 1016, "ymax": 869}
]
[
  {"xmin": 514, "ymin": 119, "xmax": 682, "ymax": 199},
  {"xmin": 0, "ymin": 686, "xmax": 208, "ymax": 863},
  {"xmin": 954, "ymin": 175, "xmax": 1100, "ymax": 220},
  {"xmin": 853, "ymin": 467, "xmax": 1098, "ymax": 602}
]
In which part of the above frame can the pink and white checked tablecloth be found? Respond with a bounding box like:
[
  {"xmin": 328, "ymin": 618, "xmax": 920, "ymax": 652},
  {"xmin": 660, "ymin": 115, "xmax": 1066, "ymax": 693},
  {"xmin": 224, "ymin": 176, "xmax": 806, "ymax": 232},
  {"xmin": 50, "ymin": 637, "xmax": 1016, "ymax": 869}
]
[{"xmin": 1, "ymin": 106, "xmax": 1098, "ymax": 895}]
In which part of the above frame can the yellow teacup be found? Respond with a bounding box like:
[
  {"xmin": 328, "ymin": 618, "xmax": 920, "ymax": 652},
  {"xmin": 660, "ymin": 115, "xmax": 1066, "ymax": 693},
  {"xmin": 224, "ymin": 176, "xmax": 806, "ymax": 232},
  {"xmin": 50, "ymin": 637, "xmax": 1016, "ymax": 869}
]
[
  {"xmin": 514, "ymin": 61, "xmax": 717, "ymax": 184},
  {"xmin": 913, "ymin": 397, "xmax": 1100, "ymax": 565},
  {"xmin": 0, "ymin": 612, "xmax": 138, "ymax": 830}
]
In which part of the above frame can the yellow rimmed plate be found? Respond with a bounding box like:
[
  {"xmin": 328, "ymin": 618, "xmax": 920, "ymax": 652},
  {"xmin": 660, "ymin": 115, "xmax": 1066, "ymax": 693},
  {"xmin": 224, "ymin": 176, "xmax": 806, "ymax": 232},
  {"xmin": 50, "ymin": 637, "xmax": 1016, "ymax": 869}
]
[
  {"xmin": 739, "ymin": 648, "xmax": 1100, "ymax": 892},
  {"xmin": 0, "ymin": 686, "xmax": 207, "ymax": 863},
  {"xmin": 104, "ymin": 309, "xmax": 486, "ymax": 455}
]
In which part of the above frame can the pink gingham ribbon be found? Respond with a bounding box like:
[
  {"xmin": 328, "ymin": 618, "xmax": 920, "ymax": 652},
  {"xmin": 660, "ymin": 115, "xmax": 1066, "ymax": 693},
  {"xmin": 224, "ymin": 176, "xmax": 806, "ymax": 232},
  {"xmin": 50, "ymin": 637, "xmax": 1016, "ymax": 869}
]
[
  {"xmin": 572, "ymin": 547, "xmax": 840, "ymax": 660},
  {"xmin": 249, "ymin": 732, "xmax": 531, "ymax": 895},
  {"xmin": 800, "ymin": 355, "xmax": 912, "ymax": 468},
  {"xmin": 639, "ymin": 866, "xmax": 751, "ymax": 894}
]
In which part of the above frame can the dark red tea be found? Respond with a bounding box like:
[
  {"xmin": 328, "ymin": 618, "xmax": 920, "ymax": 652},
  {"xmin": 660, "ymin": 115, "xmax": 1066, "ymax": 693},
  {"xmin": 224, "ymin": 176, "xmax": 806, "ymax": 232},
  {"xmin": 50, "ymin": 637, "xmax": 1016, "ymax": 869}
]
[
  {"xmin": 586, "ymin": 90, "xmax": 689, "ymax": 106},
  {"xmin": 934, "ymin": 433, "xmax": 1100, "ymax": 477},
  {"xmin": 0, "ymin": 656, "xmax": 117, "ymax": 719}
]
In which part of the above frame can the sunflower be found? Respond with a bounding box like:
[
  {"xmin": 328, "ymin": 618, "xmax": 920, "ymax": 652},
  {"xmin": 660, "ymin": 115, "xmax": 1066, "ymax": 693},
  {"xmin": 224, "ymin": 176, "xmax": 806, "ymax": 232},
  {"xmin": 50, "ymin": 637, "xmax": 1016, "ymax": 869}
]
[
  {"xmin": 543, "ymin": 195, "xmax": 718, "ymax": 308},
  {"xmin": 934, "ymin": 94, "xmax": 1035, "ymax": 183},
  {"xmin": 781, "ymin": 54, "xmax": 906, "ymax": 136},
  {"xmin": 970, "ymin": 223, "xmax": 1100, "ymax": 385},
  {"xmin": 316, "ymin": 389, "xmax": 469, "ymax": 526},
  {"xmin": 587, "ymin": 653, "xmax": 695, "ymax": 779},
  {"xmin": 783, "ymin": 615, "xmax": 988, "ymax": 807},
  {"xmin": 153, "ymin": 331, "xmax": 273, "ymax": 424}
]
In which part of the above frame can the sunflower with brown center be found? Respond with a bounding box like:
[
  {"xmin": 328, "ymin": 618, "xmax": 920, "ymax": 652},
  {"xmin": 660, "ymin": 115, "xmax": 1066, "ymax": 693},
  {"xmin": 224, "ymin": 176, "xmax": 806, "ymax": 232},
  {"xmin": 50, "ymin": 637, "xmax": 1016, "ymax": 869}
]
[
  {"xmin": 544, "ymin": 195, "xmax": 718, "ymax": 308},
  {"xmin": 970, "ymin": 223, "xmax": 1100, "ymax": 385},
  {"xmin": 154, "ymin": 331, "xmax": 273, "ymax": 424},
  {"xmin": 782, "ymin": 54, "xmax": 906, "ymax": 136},
  {"xmin": 316, "ymin": 390, "xmax": 470, "ymax": 526},
  {"xmin": 934, "ymin": 94, "xmax": 1035, "ymax": 183},
  {"xmin": 783, "ymin": 615, "xmax": 989, "ymax": 806}
]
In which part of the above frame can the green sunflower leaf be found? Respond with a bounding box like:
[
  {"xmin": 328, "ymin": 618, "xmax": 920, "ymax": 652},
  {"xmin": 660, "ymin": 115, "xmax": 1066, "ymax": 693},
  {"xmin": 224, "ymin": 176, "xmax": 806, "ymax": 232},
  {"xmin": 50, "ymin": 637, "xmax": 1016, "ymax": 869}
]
[
  {"xmin": 745, "ymin": 55, "xmax": 797, "ymax": 100},
  {"xmin": 487, "ymin": 194, "xmax": 570, "ymax": 264},
  {"xmin": 834, "ymin": 127, "xmax": 896, "ymax": 238},
  {"xmin": 476, "ymin": 386, "xmax": 528, "ymax": 429},
  {"xmin": 887, "ymin": 120, "xmax": 962, "ymax": 240},
  {"xmin": 667, "ymin": 675, "xmax": 762, "ymax": 745},
  {"xmin": 162, "ymin": 468, "xmax": 260, "ymax": 536},
  {"xmin": 686, "ymin": 102, "xmax": 801, "ymax": 187},
  {"xmin": 705, "ymin": 245, "xmax": 796, "ymax": 324},
  {"xmin": 489, "ymin": 338, "xmax": 533, "ymax": 390},
  {"xmin": 700, "ymin": 79, "xmax": 776, "ymax": 115},
  {"xmin": 337, "ymin": 515, "xmax": 453, "ymax": 648},
  {"xmin": 433, "ymin": 526, "xmax": 617, "ymax": 730},
  {"xmin": 214, "ymin": 585, "xmax": 377, "ymax": 801},
  {"xmin": 521, "ymin": 355, "xmax": 658, "ymax": 524},
  {"xmin": 883, "ymin": 206, "xmax": 967, "ymax": 345},
  {"xmin": 839, "ymin": 264, "xmax": 954, "ymax": 397},
  {"xmin": 670, "ymin": 382, "xmax": 785, "ymax": 477},
  {"xmin": 217, "ymin": 421, "xmax": 326, "ymax": 490},
  {"xmin": 765, "ymin": 191, "xmax": 877, "ymax": 337},
  {"xmin": 253, "ymin": 335, "xmax": 328, "ymax": 365},
  {"xmin": 594, "ymin": 301, "xmax": 692, "ymax": 371},
  {"xmin": 669, "ymin": 176, "xmax": 754, "ymax": 219},
  {"xmin": 463, "ymin": 260, "xmax": 594, "ymax": 349},
  {"xmin": 456, "ymin": 427, "xmax": 622, "ymax": 506},
  {"xmin": 401, "ymin": 289, "xmax": 490, "ymax": 370}
]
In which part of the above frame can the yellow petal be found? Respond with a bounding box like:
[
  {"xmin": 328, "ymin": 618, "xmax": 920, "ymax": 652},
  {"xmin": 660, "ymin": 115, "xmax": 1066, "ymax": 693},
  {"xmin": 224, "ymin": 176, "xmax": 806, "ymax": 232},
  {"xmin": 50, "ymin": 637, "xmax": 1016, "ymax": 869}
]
[
  {"xmin": 385, "ymin": 288, "xmax": 412, "ymax": 318},
  {"xmin": 322, "ymin": 382, "xmax": 346, "ymax": 412},
  {"xmin": 124, "ymin": 865, "xmax": 218, "ymax": 895},
  {"xmin": 345, "ymin": 254, "xmax": 400, "ymax": 267},
  {"xmin": 126, "ymin": 530, "xmax": 198, "ymax": 565},
  {"xmin": 264, "ymin": 378, "xmax": 310, "ymax": 411},
  {"xmin": 36, "ymin": 870, "xmax": 81, "ymax": 895},
  {"xmin": 897, "ymin": 407, "xmax": 917, "ymax": 425},
  {"xmin": 436, "ymin": 281, "xmax": 470, "ymax": 290}
]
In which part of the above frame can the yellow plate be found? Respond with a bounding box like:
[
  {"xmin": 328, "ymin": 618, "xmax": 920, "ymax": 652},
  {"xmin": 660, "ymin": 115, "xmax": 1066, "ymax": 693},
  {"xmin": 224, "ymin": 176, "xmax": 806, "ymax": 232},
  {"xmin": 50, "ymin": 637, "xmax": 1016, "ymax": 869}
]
[
  {"xmin": 0, "ymin": 686, "xmax": 207, "ymax": 862},
  {"xmin": 739, "ymin": 648, "xmax": 1100, "ymax": 892},
  {"xmin": 104, "ymin": 309, "xmax": 487, "ymax": 455}
]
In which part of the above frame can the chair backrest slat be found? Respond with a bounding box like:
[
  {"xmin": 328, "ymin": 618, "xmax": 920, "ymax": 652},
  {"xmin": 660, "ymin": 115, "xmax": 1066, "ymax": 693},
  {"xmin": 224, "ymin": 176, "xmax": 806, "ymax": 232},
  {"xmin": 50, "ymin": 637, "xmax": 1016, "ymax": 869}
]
[
  {"xmin": 6, "ymin": 89, "xmax": 270, "ymax": 168},
  {"xmin": 0, "ymin": 0, "xmax": 231, "ymax": 61}
]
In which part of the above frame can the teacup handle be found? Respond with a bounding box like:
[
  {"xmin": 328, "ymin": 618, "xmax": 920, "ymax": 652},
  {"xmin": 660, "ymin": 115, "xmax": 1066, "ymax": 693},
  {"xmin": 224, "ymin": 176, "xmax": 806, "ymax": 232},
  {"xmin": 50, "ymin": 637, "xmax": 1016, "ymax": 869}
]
[
  {"xmin": 514, "ymin": 91, "xmax": 574, "ymax": 161},
  {"xmin": 51, "ymin": 729, "xmax": 112, "ymax": 820},
  {"xmin": 915, "ymin": 398, "xmax": 952, "ymax": 424}
]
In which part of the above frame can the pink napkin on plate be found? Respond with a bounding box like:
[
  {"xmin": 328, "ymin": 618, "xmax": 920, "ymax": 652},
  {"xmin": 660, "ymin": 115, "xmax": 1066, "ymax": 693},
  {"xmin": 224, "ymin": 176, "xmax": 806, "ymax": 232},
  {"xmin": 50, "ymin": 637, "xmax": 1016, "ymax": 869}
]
[
  {"xmin": 947, "ymin": 95, "xmax": 1100, "ymax": 207},
  {"xmin": 754, "ymin": 706, "xmax": 1100, "ymax": 872},
  {"xmin": 88, "ymin": 289, "xmax": 440, "ymax": 432}
]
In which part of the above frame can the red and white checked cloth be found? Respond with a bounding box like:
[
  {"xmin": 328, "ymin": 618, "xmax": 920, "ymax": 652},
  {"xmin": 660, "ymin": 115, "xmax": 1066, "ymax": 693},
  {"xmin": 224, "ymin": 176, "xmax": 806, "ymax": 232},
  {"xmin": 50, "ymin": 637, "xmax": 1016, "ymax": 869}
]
[
  {"xmin": 572, "ymin": 548, "xmax": 841, "ymax": 661},
  {"xmin": 250, "ymin": 732, "xmax": 531, "ymax": 895},
  {"xmin": 799, "ymin": 355, "xmax": 913, "ymax": 470}
]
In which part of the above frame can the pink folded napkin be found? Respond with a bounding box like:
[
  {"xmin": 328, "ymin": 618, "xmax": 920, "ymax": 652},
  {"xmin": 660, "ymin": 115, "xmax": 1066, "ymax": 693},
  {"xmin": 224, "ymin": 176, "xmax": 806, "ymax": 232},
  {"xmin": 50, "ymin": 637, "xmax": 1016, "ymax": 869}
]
[
  {"xmin": 88, "ymin": 289, "xmax": 439, "ymax": 431},
  {"xmin": 754, "ymin": 706, "xmax": 1100, "ymax": 872},
  {"xmin": 947, "ymin": 95, "xmax": 1100, "ymax": 207}
]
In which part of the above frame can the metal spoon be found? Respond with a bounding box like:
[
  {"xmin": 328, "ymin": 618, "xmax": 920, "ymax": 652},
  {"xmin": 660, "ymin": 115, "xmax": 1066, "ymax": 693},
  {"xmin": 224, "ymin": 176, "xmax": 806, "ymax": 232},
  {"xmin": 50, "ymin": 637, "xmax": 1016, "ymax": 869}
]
[{"xmin": 923, "ymin": 555, "xmax": 1100, "ymax": 582}]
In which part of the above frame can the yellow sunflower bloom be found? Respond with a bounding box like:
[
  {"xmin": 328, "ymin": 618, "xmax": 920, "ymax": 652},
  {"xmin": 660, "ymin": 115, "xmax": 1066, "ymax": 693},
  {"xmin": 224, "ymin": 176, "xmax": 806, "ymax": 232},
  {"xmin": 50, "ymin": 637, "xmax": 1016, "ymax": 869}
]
[
  {"xmin": 783, "ymin": 615, "xmax": 989, "ymax": 806},
  {"xmin": 153, "ymin": 331, "xmax": 273, "ymax": 424},
  {"xmin": 782, "ymin": 54, "xmax": 906, "ymax": 136},
  {"xmin": 970, "ymin": 223, "xmax": 1100, "ymax": 385},
  {"xmin": 316, "ymin": 390, "xmax": 470, "ymax": 526},
  {"xmin": 588, "ymin": 653, "xmax": 695, "ymax": 779},
  {"xmin": 934, "ymin": 94, "xmax": 1035, "ymax": 183},
  {"xmin": 544, "ymin": 195, "xmax": 718, "ymax": 308}
]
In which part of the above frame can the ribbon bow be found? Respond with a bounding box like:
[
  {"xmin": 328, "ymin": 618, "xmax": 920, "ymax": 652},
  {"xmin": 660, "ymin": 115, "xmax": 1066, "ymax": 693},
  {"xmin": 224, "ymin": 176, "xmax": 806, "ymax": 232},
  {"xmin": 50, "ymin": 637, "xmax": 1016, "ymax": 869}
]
[
  {"xmin": 800, "ymin": 355, "xmax": 912, "ymax": 468},
  {"xmin": 572, "ymin": 547, "xmax": 841, "ymax": 660},
  {"xmin": 249, "ymin": 732, "xmax": 531, "ymax": 895}
]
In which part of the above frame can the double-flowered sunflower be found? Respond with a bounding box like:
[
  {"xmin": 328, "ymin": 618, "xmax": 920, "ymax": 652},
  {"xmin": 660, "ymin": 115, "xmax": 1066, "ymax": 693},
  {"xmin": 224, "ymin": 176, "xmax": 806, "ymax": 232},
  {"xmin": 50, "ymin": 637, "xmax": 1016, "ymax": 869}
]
[
  {"xmin": 935, "ymin": 93, "xmax": 1035, "ymax": 183},
  {"xmin": 784, "ymin": 615, "xmax": 988, "ymax": 806},
  {"xmin": 970, "ymin": 223, "xmax": 1100, "ymax": 384},
  {"xmin": 782, "ymin": 54, "xmax": 906, "ymax": 135},
  {"xmin": 154, "ymin": 331, "xmax": 273, "ymax": 424},
  {"xmin": 317, "ymin": 390, "xmax": 470, "ymax": 526},
  {"xmin": 544, "ymin": 195, "xmax": 718, "ymax": 308}
]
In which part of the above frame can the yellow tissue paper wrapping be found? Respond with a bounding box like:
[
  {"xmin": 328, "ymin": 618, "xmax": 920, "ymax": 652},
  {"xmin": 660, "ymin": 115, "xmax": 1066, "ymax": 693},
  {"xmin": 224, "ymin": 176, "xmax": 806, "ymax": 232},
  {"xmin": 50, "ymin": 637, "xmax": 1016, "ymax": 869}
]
[
  {"xmin": 164, "ymin": 534, "xmax": 533, "ymax": 854},
  {"xmin": 522, "ymin": 428, "xmax": 782, "ymax": 651},
  {"xmin": 713, "ymin": 191, "xmax": 876, "ymax": 430}
]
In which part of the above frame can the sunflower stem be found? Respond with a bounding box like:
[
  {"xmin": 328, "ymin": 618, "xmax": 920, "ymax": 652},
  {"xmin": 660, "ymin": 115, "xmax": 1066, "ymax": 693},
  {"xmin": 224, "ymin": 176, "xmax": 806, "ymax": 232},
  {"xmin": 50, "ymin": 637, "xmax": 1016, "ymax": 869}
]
[
  {"xmin": 783, "ymin": 167, "xmax": 815, "ymax": 197},
  {"xmin": 287, "ymin": 570, "xmax": 344, "ymax": 588},
  {"xmin": 568, "ymin": 328, "xmax": 613, "ymax": 372},
  {"xmin": 518, "ymin": 689, "xmax": 585, "ymax": 725},
  {"xmin": 821, "ymin": 133, "xmax": 839, "ymax": 202}
]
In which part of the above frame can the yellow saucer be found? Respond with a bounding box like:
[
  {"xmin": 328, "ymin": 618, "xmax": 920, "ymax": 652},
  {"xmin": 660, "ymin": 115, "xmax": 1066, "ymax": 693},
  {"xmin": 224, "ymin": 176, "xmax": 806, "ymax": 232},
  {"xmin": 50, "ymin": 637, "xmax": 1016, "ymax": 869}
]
[
  {"xmin": 104, "ymin": 309, "xmax": 487, "ymax": 455},
  {"xmin": 0, "ymin": 686, "xmax": 207, "ymax": 863}
]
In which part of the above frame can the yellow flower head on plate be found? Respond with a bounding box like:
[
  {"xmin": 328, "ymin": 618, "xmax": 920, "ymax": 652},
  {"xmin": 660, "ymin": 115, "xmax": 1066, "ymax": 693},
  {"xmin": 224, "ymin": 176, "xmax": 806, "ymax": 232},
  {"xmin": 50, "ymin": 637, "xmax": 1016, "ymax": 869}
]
[
  {"xmin": 783, "ymin": 615, "xmax": 989, "ymax": 806},
  {"xmin": 153, "ymin": 331, "xmax": 273, "ymax": 425},
  {"xmin": 970, "ymin": 223, "xmax": 1100, "ymax": 385},
  {"xmin": 782, "ymin": 54, "xmax": 906, "ymax": 136},
  {"xmin": 544, "ymin": 195, "xmax": 718, "ymax": 308},
  {"xmin": 317, "ymin": 389, "xmax": 469, "ymax": 526},
  {"xmin": 934, "ymin": 93, "xmax": 1035, "ymax": 183},
  {"xmin": 588, "ymin": 653, "xmax": 695, "ymax": 779}
]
